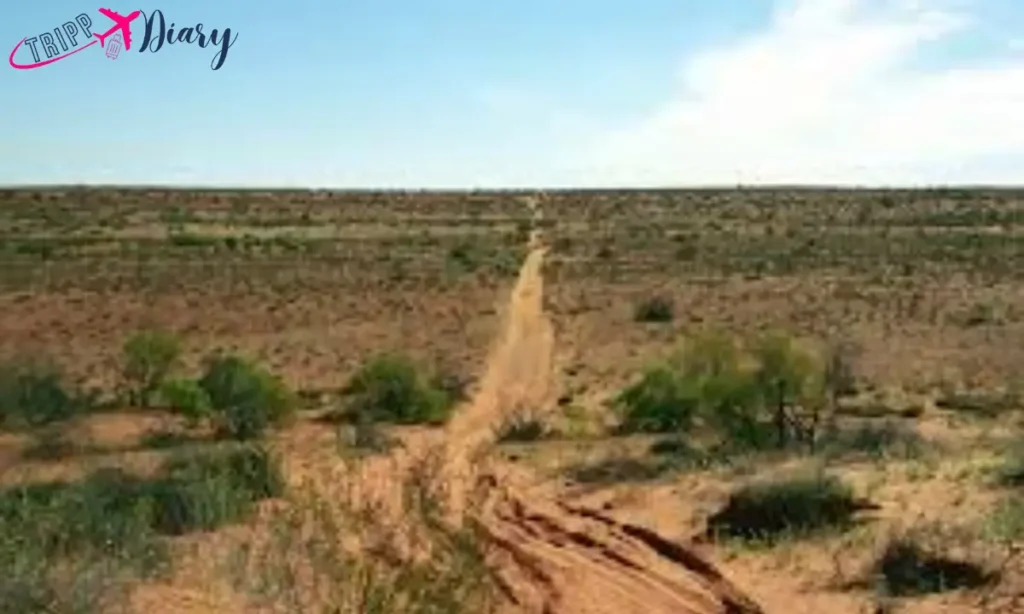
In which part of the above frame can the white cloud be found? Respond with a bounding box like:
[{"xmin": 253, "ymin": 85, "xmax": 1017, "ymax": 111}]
[{"xmin": 573, "ymin": 0, "xmax": 1024, "ymax": 186}]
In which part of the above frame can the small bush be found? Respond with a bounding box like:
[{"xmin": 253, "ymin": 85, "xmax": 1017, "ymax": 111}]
[
  {"xmin": 199, "ymin": 355, "xmax": 296, "ymax": 440},
  {"xmin": 343, "ymin": 354, "xmax": 454, "ymax": 425},
  {"xmin": 706, "ymin": 472, "xmax": 872, "ymax": 542},
  {"xmin": 0, "ymin": 445, "xmax": 284, "ymax": 574},
  {"xmin": 750, "ymin": 331, "xmax": 825, "ymax": 450},
  {"xmin": 152, "ymin": 446, "xmax": 285, "ymax": 535},
  {"xmin": 0, "ymin": 468, "xmax": 168, "ymax": 612},
  {"xmin": 614, "ymin": 365, "xmax": 699, "ymax": 434},
  {"xmin": 616, "ymin": 330, "xmax": 845, "ymax": 454},
  {"xmin": 122, "ymin": 330, "xmax": 182, "ymax": 408},
  {"xmin": 634, "ymin": 295, "xmax": 674, "ymax": 323},
  {"xmin": 874, "ymin": 536, "xmax": 993, "ymax": 597},
  {"xmin": 0, "ymin": 359, "xmax": 87, "ymax": 430},
  {"xmin": 159, "ymin": 377, "xmax": 213, "ymax": 427}
]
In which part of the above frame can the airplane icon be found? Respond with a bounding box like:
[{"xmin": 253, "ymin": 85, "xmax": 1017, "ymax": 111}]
[{"xmin": 93, "ymin": 8, "xmax": 141, "ymax": 51}]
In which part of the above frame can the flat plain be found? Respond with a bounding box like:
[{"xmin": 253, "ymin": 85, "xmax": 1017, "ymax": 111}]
[{"xmin": 0, "ymin": 187, "xmax": 1022, "ymax": 614}]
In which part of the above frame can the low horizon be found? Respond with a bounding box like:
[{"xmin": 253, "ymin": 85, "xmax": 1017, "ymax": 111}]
[{"xmin": 4, "ymin": 183, "xmax": 1024, "ymax": 192}]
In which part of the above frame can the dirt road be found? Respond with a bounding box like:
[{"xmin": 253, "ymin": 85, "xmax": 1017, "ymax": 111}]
[{"xmin": 433, "ymin": 195, "xmax": 765, "ymax": 614}]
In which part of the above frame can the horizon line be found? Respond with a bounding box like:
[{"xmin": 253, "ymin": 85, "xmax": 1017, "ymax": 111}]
[{"xmin": 3, "ymin": 183, "xmax": 1024, "ymax": 192}]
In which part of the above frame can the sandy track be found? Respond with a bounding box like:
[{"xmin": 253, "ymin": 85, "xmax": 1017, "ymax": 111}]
[{"xmin": 427, "ymin": 195, "xmax": 765, "ymax": 614}]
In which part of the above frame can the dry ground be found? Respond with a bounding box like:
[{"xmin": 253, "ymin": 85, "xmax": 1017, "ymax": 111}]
[{"xmin": 0, "ymin": 187, "xmax": 1022, "ymax": 613}]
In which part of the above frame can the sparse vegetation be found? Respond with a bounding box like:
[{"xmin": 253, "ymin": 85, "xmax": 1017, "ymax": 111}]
[
  {"xmin": 121, "ymin": 330, "xmax": 182, "ymax": 408},
  {"xmin": 159, "ymin": 377, "xmax": 213, "ymax": 426},
  {"xmin": 614, "ymin": 364, "xmax": 700, "ymax": 434},
  {"xmin": 198, "ymin": 354, "xmax": 297, "ymax": 440},
  {"xmin": 706, "ymin": 471, "xmax": 872, "ymax": 542},
  {"xmin": 615, "ymin": 329, "xmax": 854, "ymax": 456},
  {"xmin": 0, "ymin": 359, "xmax": 92, "ymax": 430},
  {"xmin": 820, "ymin": 420, "xmax": 926, "ymax": 461},
  {"xmin": 873, "ymin": 531, "xmax": 995, "ymax": 597},
  {"xmin": 0, "ymin": 445, "xmax": 283, "ymax": 613},
  {"xmin": 0, "ymin": 187, "xmax": 1022, "ymax": 613},
  {"xmin": 229, "ymin": 457, "xmax": 496, "ymax": 614},
  {"xmin": 151, "ymin": 445, "xmax": 285, "ymax": 534},
  {"xmin": 343, "ymin": 353, "xmax": 456, "ymax": 426}
]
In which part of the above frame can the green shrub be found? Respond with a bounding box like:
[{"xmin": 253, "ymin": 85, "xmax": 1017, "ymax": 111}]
[
  {"xmin": 0, "ymin": 468, "xmax": 168, "ymax": 612},
  {"xmin": 122, "ymin": 330, "xmax": 182, "ymax": 408},
  {"xmin": 616, "ymin": 331, "xmax": 763, "ymax": 441},
  {"xmin": 750, "ymin": 331, "xmax": 825, "ymax": 450},
  {"xmin": 0, "ymin": 445, "xmax": 285, "ymax": 611},
  {"xmin": 614, "ymin": 365, "xmax": 699, "ymax": 434},
  {"xmin": 343, "ymin": 354, "xmax": 454, "ymax": 425},
  {"xmin": 159, "ymin": 377, "xmax": 213, "ymax": 427},
  {"xmin": 198, "ymin": 355, "xmax": 296, "ymax": 440},
  {"xmin": 615, "ymin": 329, "xmax": 836, "ymax": 453},
  {"xmin": 152, "ymin": 446, "xmax": 285, "ymax": 535},
  {"xmin": 0, "ymin": 359, "xmax": 87, "ymax": 430},
  {"xmin": 673, "ymin": 331, "xmax": 768, "ymax": 450},
  {"xmin": 706, "ymin": 471, "xmax": 871, "ymax": 542}
]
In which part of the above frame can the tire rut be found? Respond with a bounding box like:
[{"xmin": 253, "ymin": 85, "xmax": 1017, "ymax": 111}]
[{"xmin": 421, "ymin": 194, "xmax": 764, "ymax": 614}]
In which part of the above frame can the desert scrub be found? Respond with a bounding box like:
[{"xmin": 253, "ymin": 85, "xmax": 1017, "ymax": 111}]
[
  {"xmin": 159, "ymin": 377, "xmax": 213, "ymax": 427},
  {"xmin": 614, "ymin": 364, "xmax": 700, "ymax": 434},
  {"xmin": 0, "ymin": 468, "xmax": 167, "ymax": 613},
  {"xmin": 0, "ymin": 358, "xmax": 92, "ymax": 430},
  {"xmin": 228, "ymin": 456, "xmax": 496, "ymax": 614},
  {"xmin": 616, "ymin": 329, "xmax": 861, "ymax": 455},
  {"xmin": 343, "ymin": 353, "xmax": 456, "ymax": 425},
  {"xmin": 0, "ymin": 445, "xmax": 283, "ymax": 613},
  {"xmin": 872, "ymin": 528, "xmax": 995, "ymax": 597},
  {"xmin": 706, "ymin": 471, "xmax": 874, "ymax": 543},
  {"xmin": 121, "ymin": 330, "xmax": 182, "ymax": 408},
  {"xmin": 614, "ymin": 330, "xmax": 761, "ymax": 442},
  {"xmin": 151, "ymin": 445, "xmax": 286, "ymax": 534},
  {"xmin": 198, "ymin": 354, "xmax": 297, "ymax": 440}
]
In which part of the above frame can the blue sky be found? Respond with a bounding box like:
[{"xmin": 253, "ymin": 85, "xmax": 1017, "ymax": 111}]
[{"xmin": 3, "ymin": 0, "xmax": 1024, "ymax": 187}]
